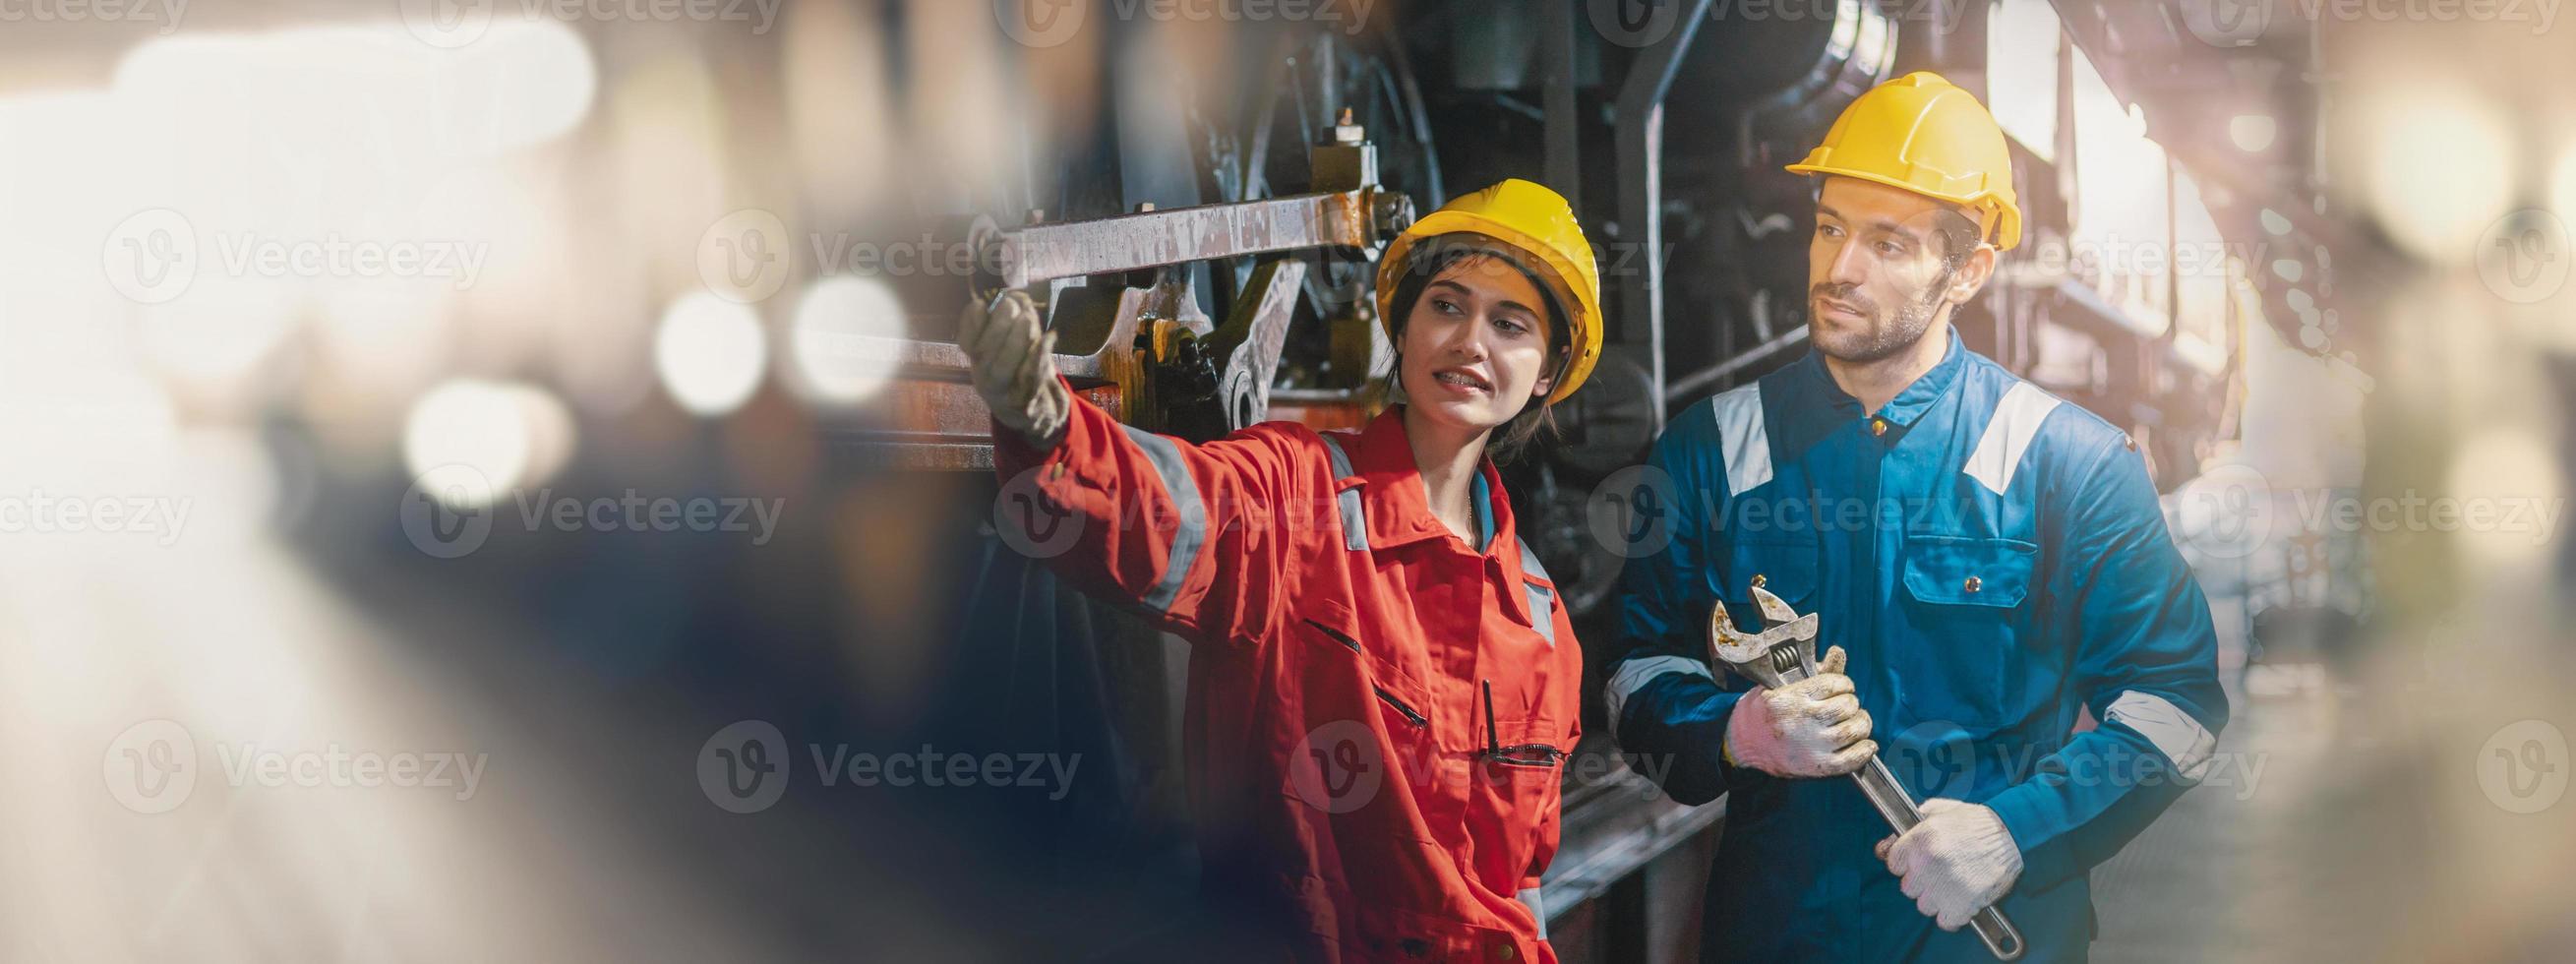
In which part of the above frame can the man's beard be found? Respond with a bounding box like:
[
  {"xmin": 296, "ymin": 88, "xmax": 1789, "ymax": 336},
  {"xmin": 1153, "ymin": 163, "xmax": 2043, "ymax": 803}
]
[{"xmin": 1810, "ymin": 270, "xmax": 1951, "ymax": 364}]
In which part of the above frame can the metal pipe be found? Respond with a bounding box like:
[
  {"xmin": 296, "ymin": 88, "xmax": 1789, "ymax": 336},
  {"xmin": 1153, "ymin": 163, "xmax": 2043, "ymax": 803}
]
[
  {"xmin": 1666, "ymin": 325, "xmax": 1809, "ymax": 401},
  {"xmin": 1614, "ymin": 0, "xmax": 1713, "ymax": 430}
]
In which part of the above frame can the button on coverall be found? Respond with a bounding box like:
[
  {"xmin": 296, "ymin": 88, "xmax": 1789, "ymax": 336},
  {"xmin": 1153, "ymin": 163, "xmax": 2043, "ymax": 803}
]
[
  {"xmin": 1604, "ymin": 332, "xmax": 2229, "ymax": 962},
  {"xmin": 995, "ymin": 394, "xmax": 1581, "ymax": 963}
]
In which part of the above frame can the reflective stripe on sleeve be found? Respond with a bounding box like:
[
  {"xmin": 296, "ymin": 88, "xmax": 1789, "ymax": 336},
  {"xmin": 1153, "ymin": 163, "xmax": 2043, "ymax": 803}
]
[
  {"xmin": 1118, "ymin": 425, "xmax": 1206, "ymax": 613},
  {"xmin": 2104, "ymin": 690, "xmax": 2217, "ymax": 781},
  {"xmin": 1603, "ymin": 654, "xmax": 1715, "ymax": 738}
]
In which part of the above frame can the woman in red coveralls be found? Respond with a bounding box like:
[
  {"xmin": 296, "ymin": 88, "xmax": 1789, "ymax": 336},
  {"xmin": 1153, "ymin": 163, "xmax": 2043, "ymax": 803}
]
[{"xmin": 963, "ymin": 179, "xmax": 1604, "ymax": 963}]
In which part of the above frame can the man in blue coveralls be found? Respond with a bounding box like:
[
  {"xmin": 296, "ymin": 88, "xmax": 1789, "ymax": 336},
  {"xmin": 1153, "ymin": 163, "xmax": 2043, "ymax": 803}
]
[{"xmin": 1602, "ymin": 73, "xmax": 2230, "ymax": 961}]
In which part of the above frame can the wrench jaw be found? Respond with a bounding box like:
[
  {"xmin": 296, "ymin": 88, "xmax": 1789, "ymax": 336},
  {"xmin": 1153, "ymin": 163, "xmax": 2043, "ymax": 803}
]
[{"xmin": 1707, "ymin": 586, "xmax": 1823, "ymax": 690}]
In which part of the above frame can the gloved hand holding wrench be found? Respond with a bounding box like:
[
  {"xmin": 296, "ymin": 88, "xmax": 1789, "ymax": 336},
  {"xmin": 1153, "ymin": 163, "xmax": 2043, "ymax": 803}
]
[{"xmin": 1708, "ymin": 584, "xmax": 2028, "ymax": 961}]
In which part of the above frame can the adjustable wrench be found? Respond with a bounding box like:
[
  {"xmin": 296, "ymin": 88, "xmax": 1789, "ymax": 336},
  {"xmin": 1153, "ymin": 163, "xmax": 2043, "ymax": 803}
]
[{"xmin": 1707, "ymin": 583, "xmax": 2027, "ymax": 961}]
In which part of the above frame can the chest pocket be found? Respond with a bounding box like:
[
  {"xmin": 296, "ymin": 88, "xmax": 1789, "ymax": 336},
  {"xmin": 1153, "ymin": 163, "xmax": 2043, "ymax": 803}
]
[
  {"xmin": 1892, "ymin": 536, "xmax": 2037, "ymax": 730},
  {"xmin": 1722, "ymin": 538, "xmax": 1821, "ymax": 629}
]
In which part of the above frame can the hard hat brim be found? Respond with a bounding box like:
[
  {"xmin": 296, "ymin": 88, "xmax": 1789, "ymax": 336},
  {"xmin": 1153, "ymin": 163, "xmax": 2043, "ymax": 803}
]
[
  {"xmin": 1783, "ymin": 163, "xmax": 2024, "ymax": 252},
  {"xmin": 1377, "ymin": 212, "xmax": 1601, "ymax": 405}
]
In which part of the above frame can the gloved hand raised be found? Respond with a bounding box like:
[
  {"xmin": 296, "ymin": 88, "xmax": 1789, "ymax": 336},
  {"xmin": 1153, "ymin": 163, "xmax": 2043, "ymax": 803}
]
[
  {"xmin": 1877, "ymin": 798, "xmax": 2023, "ymax": 931},
  {"xmin": 1722, "ymin": 645, "xmax": 1875, "ymax": 778},
  {"xmin": 957, "ymin": 290, "xmax": 1073, "ymax": 446}
]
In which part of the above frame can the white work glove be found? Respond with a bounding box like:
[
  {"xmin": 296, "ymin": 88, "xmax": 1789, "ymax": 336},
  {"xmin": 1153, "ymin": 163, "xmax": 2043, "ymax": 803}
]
[
  {"xmin": 1877, "ymin": 799, "xmax": 2023, "ymax": 931},
  {"xmin": 1722, "ymin": 645, "xmax": 1876, "ymax": 778},
  {"xmin": 957, "ymin": 290, "xmax": 1072, "ymax": 445}
]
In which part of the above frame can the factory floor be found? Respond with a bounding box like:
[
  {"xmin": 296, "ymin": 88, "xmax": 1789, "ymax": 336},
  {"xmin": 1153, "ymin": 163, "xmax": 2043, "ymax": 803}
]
[{"xmin": 2087, "ymin": 596, "xmax": 2375, "ymax": 963}]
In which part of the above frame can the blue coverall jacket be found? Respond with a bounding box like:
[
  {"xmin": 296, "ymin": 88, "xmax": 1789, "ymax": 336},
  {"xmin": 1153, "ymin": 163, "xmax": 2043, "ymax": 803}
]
[{"xmin": 1605, "ymin": 331, "xmax": 2229, "ymax": 962}]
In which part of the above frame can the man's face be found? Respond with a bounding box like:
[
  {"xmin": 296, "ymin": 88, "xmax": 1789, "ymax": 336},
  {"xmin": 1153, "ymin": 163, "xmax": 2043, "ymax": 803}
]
[{"xmin": 1806, "ymin": 176, "xmax": 1986, "ymax": 363}]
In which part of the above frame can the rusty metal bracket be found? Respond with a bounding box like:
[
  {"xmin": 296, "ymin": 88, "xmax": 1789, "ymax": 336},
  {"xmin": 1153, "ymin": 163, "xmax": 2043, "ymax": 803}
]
[{"xmin": 1201, "ymin": 258, "xmax": 1310, "ymax": 431}]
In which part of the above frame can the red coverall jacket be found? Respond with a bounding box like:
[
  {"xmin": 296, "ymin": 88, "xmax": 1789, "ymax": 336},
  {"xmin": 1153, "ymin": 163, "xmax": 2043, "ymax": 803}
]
[{"xmin": 994, "ymin": 392, "xmax": 1582, "ymax": 963}]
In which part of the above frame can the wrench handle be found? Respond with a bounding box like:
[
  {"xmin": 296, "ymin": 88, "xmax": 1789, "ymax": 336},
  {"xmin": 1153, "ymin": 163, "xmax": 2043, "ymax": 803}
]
[{"xmin": 1851, "ymin": 758, "xmax": 2027, "ymax": 962}]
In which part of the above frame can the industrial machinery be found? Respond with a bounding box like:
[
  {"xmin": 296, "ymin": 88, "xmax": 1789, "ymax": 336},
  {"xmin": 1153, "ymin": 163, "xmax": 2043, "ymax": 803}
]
[{"xmin": 895, "ymin": 3, "xmax": 2330, "ymax": 958}]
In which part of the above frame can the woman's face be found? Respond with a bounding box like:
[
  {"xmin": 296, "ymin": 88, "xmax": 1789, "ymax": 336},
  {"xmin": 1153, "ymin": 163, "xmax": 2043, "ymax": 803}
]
[{"xmin": 1397, "ymin": 253, "xmax": 1558, "ymax": 437}]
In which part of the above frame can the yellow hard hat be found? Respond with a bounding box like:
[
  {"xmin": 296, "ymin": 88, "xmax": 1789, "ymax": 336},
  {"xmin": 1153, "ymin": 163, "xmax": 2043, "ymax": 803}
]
[
  {"xmin": 1376, "ymin": 178, "xmax": 1602, "ymax": 404},
  {"xmin": 1785, "ymin": 72, "xmax": 2023, "ymax": 251}
]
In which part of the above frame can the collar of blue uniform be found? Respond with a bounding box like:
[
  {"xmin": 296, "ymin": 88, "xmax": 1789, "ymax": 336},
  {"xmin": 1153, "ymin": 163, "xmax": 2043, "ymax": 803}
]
[{"xmin": 1776, "ymin": 326, "xmax": 1967, "ymax": 456}]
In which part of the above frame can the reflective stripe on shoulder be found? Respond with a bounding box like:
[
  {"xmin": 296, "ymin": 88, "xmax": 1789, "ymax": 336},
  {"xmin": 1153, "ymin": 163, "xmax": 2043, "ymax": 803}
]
[
  {"xmin": 1118, "ymin": 425, "xmax": 1206, "ymax": 613},
  {"xmin": 1964, "ymin": 381, "xmax": 2064, "ymax": 495},
  {"xmin": 1517, "ymin": 537, "xmax": 1555, "ymax": 646},
  {"xmin": 1603, "ymin": 654, "xmax": 1715, "ymax": 737},
  {"xmin": 1710, "ymin": 383, "xmax": 1771, "ymax": 496},
  {"xmin": 2104, "ymin": 691, "xmax": 2217, "ymax": 781},
  {"xmin": 1317, "ymin": 433, "xmax": 1366, "ymax": 551}
]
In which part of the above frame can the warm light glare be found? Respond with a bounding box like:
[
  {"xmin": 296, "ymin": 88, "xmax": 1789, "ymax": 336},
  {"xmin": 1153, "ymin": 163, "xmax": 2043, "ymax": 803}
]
[
  {"xmin": 2357, "ymin": 81, "xmax": 2513, "ymax": 264},
  {"xmin": 655, "ymin": 293, "xmax": 769, "ymax": 417},
  {"xmin": 787, "ymin": 276, "xmax": 912, "ymax": 407}
]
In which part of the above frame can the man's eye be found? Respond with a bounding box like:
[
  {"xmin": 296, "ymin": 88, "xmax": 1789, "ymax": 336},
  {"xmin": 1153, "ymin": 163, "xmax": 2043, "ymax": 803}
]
[
  {"xmin": 1819, "ymin": 224, "xmax": 1843, "ymax": 239},
  {"xmin": 1433, "ymin": 298, "xmax": 1463, "ymax": 315},
  {"xmin": 1877, "ymin": 240, "xmax": 1905, "ymax": 256}
]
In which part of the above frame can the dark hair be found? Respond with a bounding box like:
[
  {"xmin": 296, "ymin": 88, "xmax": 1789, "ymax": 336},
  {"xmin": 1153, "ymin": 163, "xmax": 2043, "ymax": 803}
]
[
  {"xmin": 1928, "ymin": 205, "xmax": 1983, "ymax": 273},
  {"xmin": 1379, "ymin": 234, "xmax": 1576, "ymax": 464}
]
